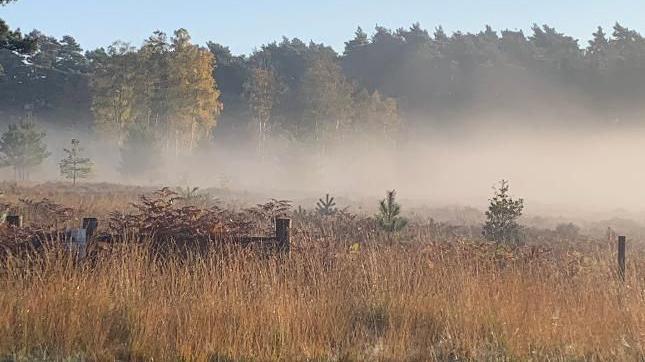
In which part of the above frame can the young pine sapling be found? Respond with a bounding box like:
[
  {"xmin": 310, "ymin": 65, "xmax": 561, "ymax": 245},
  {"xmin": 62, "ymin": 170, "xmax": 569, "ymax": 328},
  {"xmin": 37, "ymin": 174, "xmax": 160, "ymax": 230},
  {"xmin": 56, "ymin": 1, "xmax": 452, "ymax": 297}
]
[
  {"xmin": 316, "ymin": 193, "xmax": 337, "ymax": 216},
  {"xmin": 59, "ymin": 138, "xmax": 93, "ymax": 185},
  {"xmin": 482, "ymin": 179, "xmax": 524, "ymax": 245},
  {"xmin": 376, "ymin": 190, "xmax": 408, "ymax": 240}
]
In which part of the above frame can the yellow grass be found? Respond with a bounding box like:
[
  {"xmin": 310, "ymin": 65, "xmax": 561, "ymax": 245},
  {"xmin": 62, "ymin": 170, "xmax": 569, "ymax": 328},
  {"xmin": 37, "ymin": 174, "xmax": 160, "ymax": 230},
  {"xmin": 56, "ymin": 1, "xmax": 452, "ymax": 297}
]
[
  {"xmin": 0, "ymin": 183, "xmax": 643, "ymax": 360},
  {"xmin": 0, "ymin": 243, "xmax": 643, "ymax": 361}
]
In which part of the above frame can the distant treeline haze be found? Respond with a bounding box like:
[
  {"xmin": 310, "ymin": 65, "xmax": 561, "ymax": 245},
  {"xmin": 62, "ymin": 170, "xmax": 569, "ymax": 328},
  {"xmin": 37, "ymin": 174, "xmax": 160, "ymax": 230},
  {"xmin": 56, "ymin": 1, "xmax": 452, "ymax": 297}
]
[{"xmin": 1, "ymin": 20, "xmax": 644, "ymax": 154}]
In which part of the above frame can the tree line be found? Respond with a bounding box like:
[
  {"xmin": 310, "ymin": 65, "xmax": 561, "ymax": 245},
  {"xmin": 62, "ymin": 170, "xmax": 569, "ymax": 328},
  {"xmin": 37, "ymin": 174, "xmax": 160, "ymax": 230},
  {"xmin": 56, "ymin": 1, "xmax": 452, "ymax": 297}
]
[{"xmin": 3, "ymin": 15, "xmax": 645, "ymax": 163}]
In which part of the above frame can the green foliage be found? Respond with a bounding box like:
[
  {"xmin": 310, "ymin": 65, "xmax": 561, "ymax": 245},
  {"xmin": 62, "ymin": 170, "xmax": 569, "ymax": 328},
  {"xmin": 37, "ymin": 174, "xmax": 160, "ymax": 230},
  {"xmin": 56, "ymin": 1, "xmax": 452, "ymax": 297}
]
[
  {"xmin": 1, "ymin": 24, "xmax": 89, "ymax": 125},
  {"xmin": 89, "ymin": 42, "xmax": 138, "ymax": 140},
  {"xmin": 165, "ymin": 29, "xmax": 222, "ymax": 153},
  {"xmin": 243, "ymin": 66, "xmax": 284, "ymax": 155},
  {"xmin": 376, "ymin": 190, "xmax": 407, "ymax": 233},
  {"xmin": 7, "ymin": 21, "xmax": 645, "ymax": 154},
  {"xmin": 344, "ymin": 27, "xmax": 369, "ymax": 55},
  {"xmin": 0, "ymin": 19, "xmax": 36, "ymax": 53},
  {"xmin": 301, "ymin": 53, "xmax": 354, "ymax": 146},
  {"xmin": 0, "ymin": 121, "xmax": 50, "ymax": 181},
  {"xmin": 482, "ymin": 180, "xmax": 524, "ymax": 245},
  {"xmin": 59, "ymin": 138, "xmax": 93, "ymax": 185},
  {"xmin": 89, "ymin": 29, "xmax": 221, "ymax": 153},
  {"xmin": 316, "ymin": 193, "xmax": 337, "ymax": 216}
]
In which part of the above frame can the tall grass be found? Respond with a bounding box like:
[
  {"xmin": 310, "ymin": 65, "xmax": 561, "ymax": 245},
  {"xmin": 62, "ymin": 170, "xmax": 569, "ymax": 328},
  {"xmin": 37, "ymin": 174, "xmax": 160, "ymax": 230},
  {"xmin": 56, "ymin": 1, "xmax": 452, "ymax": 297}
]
[{"xmin": 0, "ymin": 243, "xmax": 642, "ymax": 360}]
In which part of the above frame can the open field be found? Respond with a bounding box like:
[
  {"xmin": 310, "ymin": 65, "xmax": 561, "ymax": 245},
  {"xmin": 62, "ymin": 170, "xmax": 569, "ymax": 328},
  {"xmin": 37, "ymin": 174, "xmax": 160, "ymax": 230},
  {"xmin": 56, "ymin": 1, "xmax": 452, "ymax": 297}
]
[
  {"xmin": 0, "ymin": 183, "xmax": 643, "ymax": 360},
  {"xmin": 6, "ymin": 1, "xmax": 645, "ymax": 359}
]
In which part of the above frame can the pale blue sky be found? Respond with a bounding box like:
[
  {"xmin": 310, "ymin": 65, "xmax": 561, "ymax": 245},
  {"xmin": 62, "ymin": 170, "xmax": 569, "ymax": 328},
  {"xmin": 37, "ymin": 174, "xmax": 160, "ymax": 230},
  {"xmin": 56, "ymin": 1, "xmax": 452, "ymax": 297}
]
[{"xmin": 2, "ymin": 0, "xmax": 644, "ymax": 55}]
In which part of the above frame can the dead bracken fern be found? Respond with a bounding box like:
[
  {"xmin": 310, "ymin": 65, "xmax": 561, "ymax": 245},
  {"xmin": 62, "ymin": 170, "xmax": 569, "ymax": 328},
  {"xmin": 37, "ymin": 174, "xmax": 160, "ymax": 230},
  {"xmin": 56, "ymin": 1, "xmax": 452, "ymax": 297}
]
[
  {"xmin": 102, "ymin": 188, "xmax": 291, "ymax": 250},
  {"xmin": 19, "ymin": 198, "xmax": 74, "ymax": 227},
  {"xmin": 0, "ymin": 198, "xmax": 77, "ymax": 258}
]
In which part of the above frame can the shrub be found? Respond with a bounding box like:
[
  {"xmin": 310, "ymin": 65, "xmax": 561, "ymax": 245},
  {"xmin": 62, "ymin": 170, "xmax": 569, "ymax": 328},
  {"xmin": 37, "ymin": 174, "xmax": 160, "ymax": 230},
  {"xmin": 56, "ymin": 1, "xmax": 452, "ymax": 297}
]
[
  {"xmin": 376, "ymin": 189, "xmax": 407, "ymax": 233},
  {"xmin": 482, "ymin": 180, "xmax": 524, "ymax": 245},
  {"xmin": 316, "ymin": 193, "xmax": 337, "ymax": 216}
]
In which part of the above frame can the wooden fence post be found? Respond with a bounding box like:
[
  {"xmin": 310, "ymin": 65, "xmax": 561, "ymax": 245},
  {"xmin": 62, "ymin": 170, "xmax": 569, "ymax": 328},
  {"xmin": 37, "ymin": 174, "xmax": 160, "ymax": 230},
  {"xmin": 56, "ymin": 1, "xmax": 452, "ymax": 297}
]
[
  {"xmin": 6, "ymin": 215, "xmax": 22, "ymax": 227},
  {"xmin": 82, "ymin": 217, "xmax": 98, "ymax": 240},
  {"xmin": 275, "ymin": 218, "xmax": 291, "ymax": 252},
  {"xmin": 618, "ymin": 235, "xmax": 626, "ymax": 281}
]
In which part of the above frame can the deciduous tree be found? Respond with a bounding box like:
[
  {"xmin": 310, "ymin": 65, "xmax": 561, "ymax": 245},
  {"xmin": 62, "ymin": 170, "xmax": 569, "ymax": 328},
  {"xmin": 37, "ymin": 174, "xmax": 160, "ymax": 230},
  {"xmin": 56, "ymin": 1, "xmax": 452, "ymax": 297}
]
[
  {"xmin": 166, "ymin": 29, "xmax": 222, "ymax": 154},
  {"xmin": 244, "ymin": 66, "xmax": 283, "ymax": 154},
  {"xmin": 301, "ymin": 54, "xmax": 354, "ymax": 148},
  {"xmin": 0, "ymin": 121, "xmax": 49, "ymax": 181},
  {"xmin": 89, "ymin": 42, "xmax": 138, "ymax": 141}
]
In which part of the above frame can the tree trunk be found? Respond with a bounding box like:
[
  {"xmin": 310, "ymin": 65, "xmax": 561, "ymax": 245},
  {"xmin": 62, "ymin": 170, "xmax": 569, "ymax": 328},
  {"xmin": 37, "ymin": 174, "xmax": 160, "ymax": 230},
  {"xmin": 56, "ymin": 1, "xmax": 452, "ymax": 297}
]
[
  {"xmin": 174, "ymin": 129, "xmax": 179, "ymax": 158},
  {"xmin": 189, "ymin": 119, "xmax": 196, "ymax": 153}
]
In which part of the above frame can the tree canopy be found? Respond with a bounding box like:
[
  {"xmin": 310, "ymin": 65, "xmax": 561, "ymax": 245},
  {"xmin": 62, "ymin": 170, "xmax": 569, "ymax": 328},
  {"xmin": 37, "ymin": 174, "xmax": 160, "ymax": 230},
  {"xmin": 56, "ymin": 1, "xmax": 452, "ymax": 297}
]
[
  {"xmin": 2, "ymin": 21, "xmax": 645, "ymax": 156},
  {"xmin": 0, "ymin": 121, "xmax": 49, "ymax": 181}
]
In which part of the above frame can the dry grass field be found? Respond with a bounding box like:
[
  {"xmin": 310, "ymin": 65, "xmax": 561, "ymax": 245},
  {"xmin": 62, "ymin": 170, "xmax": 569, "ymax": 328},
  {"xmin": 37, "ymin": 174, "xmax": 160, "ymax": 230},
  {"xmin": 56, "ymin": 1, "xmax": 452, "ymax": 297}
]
[{"xmin": 0, "ymin": 183, "xmax": 643, "ymax": 360}]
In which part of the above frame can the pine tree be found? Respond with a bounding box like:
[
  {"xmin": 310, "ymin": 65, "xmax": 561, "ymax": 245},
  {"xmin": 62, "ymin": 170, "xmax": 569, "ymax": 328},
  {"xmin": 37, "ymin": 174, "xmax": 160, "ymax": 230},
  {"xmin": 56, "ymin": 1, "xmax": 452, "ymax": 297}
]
[
  {"xmin": 344, "ymin": 26, "xmax": 369, "ymax": 55},
  {"xmin": 612, "ymin": 22, "xmax": 642, "ymax": 44},
  {"xmin": 59, "ymin": 138, "xmax": 93, "ymax": 185},
  {"xmin": 316, "ymin": 193, "xmax": 337, "ymax": 216},
  {"xmin": 588, "ymin": 27, "xmax": 609, "ymax": 56},
  {"xmin": 433, "ymin": 26, "xmax": 450, "ymax": 45},
  {"xmin": 0, "ymin": 19, "xmax": 36, "ymax": 53},
  {"xmin": 587, "ymin": 27, "xmax": 610, "ymax": 71},
  {"xmin": 399, "ymin": 23, "xmax": 430, "ymax": 47},
  {"xmin": 58, "ymin": 35, "xmax": 87, "ymax": 73},
  {"xmin": 0, "ymin": 121, "xmax": 50, "ymax": 181},
  {"xmin": 482, "ymin": 180, "xmax": 524, "ymax": 245},
  {"xmin": 376, "ymin": 190, "xmax": 408, "ymax": 234}
]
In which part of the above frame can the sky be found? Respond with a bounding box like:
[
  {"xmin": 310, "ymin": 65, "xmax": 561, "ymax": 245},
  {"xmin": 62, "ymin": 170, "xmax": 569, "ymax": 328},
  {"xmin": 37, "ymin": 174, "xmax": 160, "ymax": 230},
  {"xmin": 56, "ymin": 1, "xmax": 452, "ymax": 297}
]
[{"xmin": 2, "ymin": 0, "xmax": 645, "ymax": 55}]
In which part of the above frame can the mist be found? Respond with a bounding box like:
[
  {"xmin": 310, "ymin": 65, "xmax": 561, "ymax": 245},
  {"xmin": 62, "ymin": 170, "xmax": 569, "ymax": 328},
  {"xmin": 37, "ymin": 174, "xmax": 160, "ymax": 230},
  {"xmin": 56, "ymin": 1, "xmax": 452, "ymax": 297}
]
[
  {"xmin": 7, "ymin": 116, "xmax": 643, "ymax": 228},
  {"xmin": 4, "ymin": 20, "xmax": 645, "ymax": 226}
]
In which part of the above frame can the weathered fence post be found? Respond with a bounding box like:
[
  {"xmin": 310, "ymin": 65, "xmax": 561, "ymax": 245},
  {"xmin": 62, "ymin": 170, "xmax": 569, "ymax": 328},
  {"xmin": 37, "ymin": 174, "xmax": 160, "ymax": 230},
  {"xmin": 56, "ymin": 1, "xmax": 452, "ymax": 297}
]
[
  {"xmin": 82, "ymin": 217, "xmax": 98, "ymax": 240},
  {"xmin": 6, "ymin": 215, "xmax": 23, "ymax": 227},
  {"xmin": 275, "ymin": 218, "xmax": 291, "ymax": 252},
  {"xmin": 618, "ymin": 235, "xmax": 626, "ymax": 281},
  {"xmin": 68, "ymin": 228, "xmax": 88, "ymax": 259}
]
